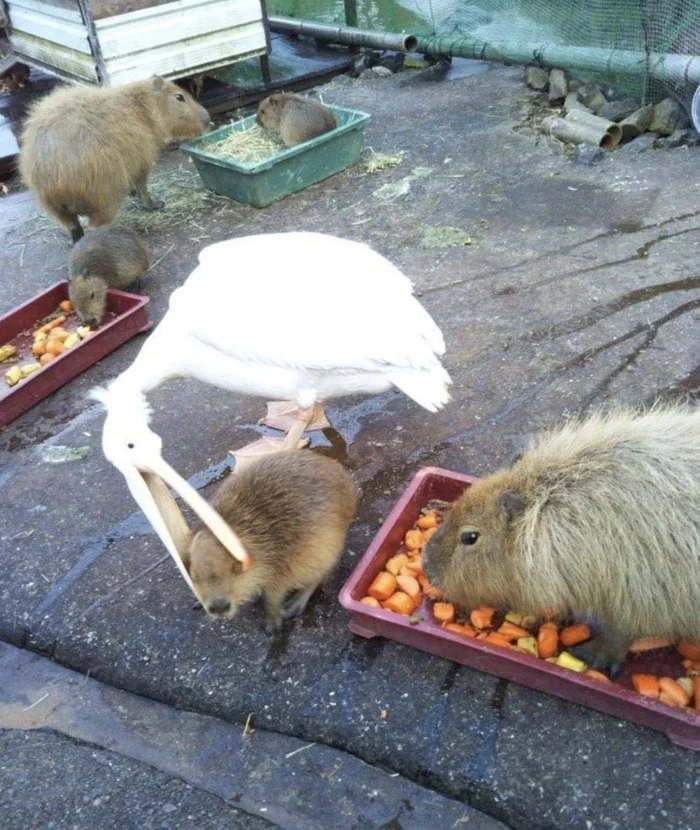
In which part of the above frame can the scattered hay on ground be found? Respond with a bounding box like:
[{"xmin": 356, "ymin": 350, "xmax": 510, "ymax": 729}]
[
  {"xmin": 363, "ymin": 149, "xmax": 405, "ymax": 173},
  {"xmin": 421, "ymin": 227, "xmax": 476, "ymax": 249}
]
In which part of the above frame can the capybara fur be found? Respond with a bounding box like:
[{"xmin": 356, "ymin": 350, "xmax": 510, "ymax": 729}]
[
  {"xmin": 19, "ymin": 76, "xmax": 210, "ymax": 243},
  {"xmin": 69, "ymin": 226, "xmax": 150, "ymax": 326},
  {"xmin": 423, "ymin": 407, "xmax": 700, "ymax": 673},
  {"xmin": 256, "ymin": 93, "xmax": 336, "ymax": 147},
  {"xmin": 183, "ymin": 451, "xmax": 356, "ymax": 631}
]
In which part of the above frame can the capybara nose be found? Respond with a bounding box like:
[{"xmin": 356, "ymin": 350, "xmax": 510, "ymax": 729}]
[
  {"xmin": 207, "ymin": 597, "xmax": 231, "ymax": 615},
  {"xmin": 198, "ymin": 104, "xmax": 211, "ymax": 130}
]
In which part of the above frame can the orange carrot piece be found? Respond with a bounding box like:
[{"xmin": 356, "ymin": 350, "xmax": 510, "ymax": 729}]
[
  {"xmin": 482, "ymin": 632, "xmax": 513, "ymax": 649},
  {"xmin": 404, "ymin": 529, "xmax": 423, "ymax": 552},
  {"xmin": 417, "ymin": 573, "xmax": 442, "ymax": 599},
  {"xmin": 560, "ymin": 624, "xmax": 592, "ymax": 648},
  {"xmin": 34, "ymin": 315, "xmax": 66, "ymax": 335},
  {"xmin": 360, "ymin": 596, "xmax": 381, "ymax": 608},
  {"xmin": 631, "ymin": 674, "xmax": 660, "ymax": 699},
  {"xmin": 417, "ymin": 512, "xmax": 438, "ymax": 530},
  {"xmin": 682, "ymin": 658, "xmax": 700, "ymax": 675},
  {"xmin": 584, "ymin": 669, "xmax": 612, "ymax": 683},
  {"xmin": 382, "ymin": 591, "xmax": 414, "ymax": 616},
  {"xmin": 45, "ymin": 339, "xmax": 65, "ymax": 356},
  {"xmin": 443, "ymin": 622, "xmax": 477, "ymax": 638},
  {"xmin": 537, "ymin": 621, "xmax": 560, "ymax": 659},
  {"xmin": 497, "ymin": 621, "xmax": 531, "ymax": 641},
  {"xmin": 31, "ymin": 340, "xmax": 46, "ymax": 357},
  {"xmin": 421, "ymin": 527, "xmax": 438, "ymax": 543},
  {"xmin": 629, "ymin": 636, "xmax": 674, "ymax": 653},
  {"xmin": 693, "ymin": 677, "xmax": 700, "ymax": 712},
  {"xmin": 658, "ymin": 677, "xmax": 690, "ymax": 708},
  {"xmin": 59, "ymin": 299, "xmax": 73, "ymax": 312},
  {"xmin": 470, "ymin": 606, "xmax": 497, "ymax": 630},
  {"xmin": 367, "ymin": 571, "xmax": 397, "ymax": 602},
  {"xmin": 385, "ymin": 553, "xmax": 410, "ymax": 575},
  {"xmin": 401, "ymin": 557, "xmax": 423, "ymax": 576},
  {"xmin": 432, "ymin": 602, "xmax": 455, "ymax": 624},
  {"xmin": 38, "ymin": 353, "xmax": 55, "ymax": 366},
  {"xmin": 396, "ymin": 574, "xmax": 421, "ymax": 601},
  {"xmin": 677, "ymin": 640, "xmax": 700, "ymax": 663}
]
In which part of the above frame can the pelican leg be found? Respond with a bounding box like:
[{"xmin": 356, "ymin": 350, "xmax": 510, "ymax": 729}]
[
  {"xmin": 259, "ymin": 401, "xmax": 330, "ymax": 433},
  {"xmin": 280, "ymin": 405, "xmax": 322, "ymax": 450}
]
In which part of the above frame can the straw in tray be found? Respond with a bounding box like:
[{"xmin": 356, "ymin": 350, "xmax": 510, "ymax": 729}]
[{"xmin": 208, "ymin": 125, "xmax": 286, "ymax": 164}]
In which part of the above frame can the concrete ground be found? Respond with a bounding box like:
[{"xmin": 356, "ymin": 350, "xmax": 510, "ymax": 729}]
[{"xmin": 2, "ymin": 61, "xmax": 700, "ymax": 829}]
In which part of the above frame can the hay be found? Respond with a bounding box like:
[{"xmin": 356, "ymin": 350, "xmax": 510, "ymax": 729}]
[{"xmin": 207, "ymin": 125, "xmax": 285, "ymax": 164}]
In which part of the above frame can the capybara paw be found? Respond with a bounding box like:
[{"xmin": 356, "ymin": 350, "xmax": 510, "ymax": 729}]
[{"xmin": 262, "ymin": 616, "xmax": 283, "ymax": 635}]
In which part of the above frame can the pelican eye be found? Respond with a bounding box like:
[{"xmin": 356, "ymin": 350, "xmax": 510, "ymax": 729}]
[
  {"xmin": 460, "ymin": 531, "xmax": 479, "ymax": 546},
  {"xmin": 127, "ymin": 442, "xmax": 135, "ymax": 449}
]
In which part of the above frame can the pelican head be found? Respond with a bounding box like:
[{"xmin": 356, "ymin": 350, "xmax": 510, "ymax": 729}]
[{"xmin": 90, "ymin": 384, "xmax": 250, "ymax": 600}]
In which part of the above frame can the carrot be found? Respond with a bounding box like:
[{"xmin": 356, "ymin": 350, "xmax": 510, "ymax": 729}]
[
  {"xmin": 497, "ymin": 621, "xmax": 531, "ymax": 641},
  {"xmin": 360, "ymin": 596, "xmax": 381, "ymax": 608},
  {"xmin": 396, "ymin": 574, "xmax": 421, "ymax": 602},
  {"xmin": 367, "ymin": 571, "xmax": 397, "ymax": 602},
  {"xmin": 34, "ymin": 315, "xmax": 66, "ymax": 335},
  {"xmin": 443, "ymin": 622, "xmax": 477, "ymax": 638},
  {"xmin": 417, "ymin": 573, "xmax": 442, "ymax": 599},
  {"xmin": 470, "ymin": 606, "xmax": 497, "ymax": 630},
  {"xmin": 404, "ymin": 529, "xmax": 423, "ymax": 551},
  {"xmin": 45, "ymin": 339, "xmax": 65, "ymax": 356},
  {"xmin": 584, "ymin": 669, "xmax": 612, "ymax": 683},
  {"xmin": 628, "ymin": 636, "xmax": 674, "ymax": 653},
  {"xmin": 385, "ymin": 553, "xmax": 410, "ymax": 575},
  {"xmin": 432, "ymin": 602, "xmax": 455, "ymax": 624},
  {"xmin": 658, "ymin": 677, "xmax": 690, "ymax": 708},
  {"xmin": 401, "ymin": 557, "xmax": 423, "ymax": 576},
  {"xmin": 31, "ymin": 340, "xmax": 46, "ymax": 357},
  {"xmin": 681, "ymin": 659, "xmax": 700, "ymax": 676},
  {"xmin": 560, "ymin": 624, "xmax": 592, "ymax": 648},
  {"xmin": 416, "ymin": 512, "xmax": 438, "ymax": 530},
  {"xmin": 59, "ymin": 299, "xmax": 73, "ymax": 312},
  {"xmin": 482, "ymin": 632, "xmax": 513, "ymax": 649},
  {"xmin": 677, "ymin": 640, "xmax": 700, "ymax": 663},
  {"xmin": 693, "ymin": 676, "xmax": 700, "ymax": 712},
  {"xmin": 421, "ymin": 527, "xmax": 438, "ymax": 543},
  {"xmin": 382, "ymin": 591, "xmax": 414, "ymax": 616},
  {"xmin": 537, "ymin": 621, "xmax": 559, "ymax": 659},
  {"xmin": 631, "ymin": 674, "xmax": 660, "ymax": 699},
  {"xmin": 38, "ymin": 353, "xmax": 55, "ymax": 366}
]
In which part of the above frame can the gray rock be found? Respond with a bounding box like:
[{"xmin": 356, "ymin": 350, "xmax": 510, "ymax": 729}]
[
  {"xmin": 525, "ymin": 66, "xmax": 549, "ymax": 91},
  {"xmin": 598, "ymin": 98, "xmax": 639, "ymax": 123},
  {"xmin": 619, "ymin": 104, "xmax": 654, "ymax": 141},
  {"xmin": 547, "ymin": 68, "xmax": 568, "ymax": 104},
  {"xmin": 649, "ymin": 97, "xmax": 691, "ymax": 136},
  {"xmin": 617, "ymin": 132, "xmax": 658, "ymax": 154},
  {"xmin": 371, "ymin": 66, "xmax": 393, "ymax": 77},
  {"xmin": 572, "ymin": 144, "xmax": 605, "ymax": 165},
  {"xmin": 564, "ymin": 90, "xmax": 587, "ymax": 112},
  {"xmin": 654, "ymin": 128, "xmax": 700, "ymax": 149},
  {"xmin": 576, "ymin": 82, "xmax": 607, "ymax": 113}
]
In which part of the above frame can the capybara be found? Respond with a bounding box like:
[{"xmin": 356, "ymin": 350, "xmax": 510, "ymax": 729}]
[
  {"xmin": 422, "ymin": 407, "xmax": 700, "ymax": 673},
  {"xmin": 255, "ymin": 92, "xmax": 336, "ymax": 147},
  {"xmin": 69, "ymin": 226, "xmax": 150, "ymax": 326},
  {"xmin": 183, "ymin": 451, "xmax": 356, "ymax": 631},
  {"xmin": 19, "ymin": 76, "xmax": 210, "ymax": 243}
]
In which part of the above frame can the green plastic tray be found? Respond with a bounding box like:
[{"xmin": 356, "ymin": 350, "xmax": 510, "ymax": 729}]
[{"xmin": 181, "ymin": 104, "xmax": 371, "ymax": 208}]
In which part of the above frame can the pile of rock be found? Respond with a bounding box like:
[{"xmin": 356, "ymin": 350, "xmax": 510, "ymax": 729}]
[{"xmin": 525, "ymin": 65, "xmax": 699, "ymax": 160}]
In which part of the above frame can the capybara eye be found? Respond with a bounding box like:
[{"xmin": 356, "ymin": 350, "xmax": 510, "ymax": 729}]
[
  {"xmin": 460, "ymin": 531, "xmax": 480, "ymax": 546},
  {"xmin": 127, "ymin": 442, "xmax": 135, "ymax": 449},
  {"xmin": 175, "ymin": 93, "xmax": 185, "ymax": 102}
]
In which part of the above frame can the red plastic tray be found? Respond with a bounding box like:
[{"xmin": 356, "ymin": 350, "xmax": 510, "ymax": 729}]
[
  {"xmin": 0, "ymin": 280, "xmax": 152, "ymax": 428},
  {"xmin": 339, "ymin": 466, "xmax": 700, "ymax": 750}
]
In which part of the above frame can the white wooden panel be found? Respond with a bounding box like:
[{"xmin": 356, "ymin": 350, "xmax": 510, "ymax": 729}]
[
  {"xmin": 95, "ymin": 0, "xmax": 262, "ymax": 28},
  {"xmin": 8, "ymin": 6, "xmax": 92, "ymax": 52},
  {"xmin": 96, "ymin": 0, "xmax": 264, "ymax": 59},
  {"xmin": 9, "ymin": 32, "xmax": 99, "ymax": 81},
  {"xmin": 5, "ymin": 0, "xmax": 82, "ymax": 23}
]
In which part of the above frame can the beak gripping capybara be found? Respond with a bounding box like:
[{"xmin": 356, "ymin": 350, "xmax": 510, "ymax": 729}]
[
  {"xmin": 422, "ymin": 406, "xmax": 700, "ymax": 673},
  {"xmin": 19, "ymin": 76, "xmax": 210, "ymax": 243},
  {"xmin": 255, "ymin": 92, "xmax": 337, "ymax": 147},
  {"xmin": 183, "ymin": 451, "xmax": 357, "ymax": 632},
  {"xmin": 69, "ymin": 225, "xmax": 150, "ymax": 326}
]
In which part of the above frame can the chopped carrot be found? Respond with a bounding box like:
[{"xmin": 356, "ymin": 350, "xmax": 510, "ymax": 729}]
[
  {"xmin": 421, "ymin": 526, "xmax": 438, "ymax": 543},
  {"xmin": 404, "ymin": 529, "xmax": 423, "ymax": 551},
  {"xmin": 59, "ymin": 299, "xmax": 73, "ymax": 312},
  {"xmin": 628, "ymin": 636, "xmax": 674, "ymax": 653},
  {"xmin": 38, "ymin": 353, "xmax": 55, "ymax": 366},
  {"xmin": 432, "ymin": 602, "xmax": 455, "ymax": 624},
  {"xmin": 401, "ymin": 557, "xmax": 423, "ymax": 576},
  {"xmin": 417, "ymin": 512, "xmax": 438, "ymax": 530},
  {"xmin": 537, "ymin": 621, "xmax": 559, "ymax": 659},
  {"xmin": 693, "ymin": 677, "xmax": 700, "ymax": 712},
  {"xmin": 49, "ymin": 327, "xmax": 69, "ymax": 341},
  {"xmin": 45, "ymin": 339, "xmax": 65, "ymax": 356},
  {"xmin": 470, "ymin": 606, "xmax": 497, "ymax": 630},
  {"xmin": 631, "ymin": 674, "xmax": 660, "ymax": 699},
  {"xmin": 382, "ymin": 591, "xmax": 414, "ymax": 616},
  {"xmin": 367, "ymin": 571, "xmax": 397, "ymax": 602},
  {"xmin": 385, "ymin": 553, "xmax": 409, "ymax": 576},
  {"xmin": 34, "ymin": 315, "xmax": 66, "ymax": 335},
  {"xmin": 482, "ymin": 632, "xmax": 513, "ymax": 649},
  {"xmin": 560, "ymin": 624, "xmax": 592, "ymax": 648},
  {"xmin": 396, "ymin": 574, "xmax": 421, "ymax": 602},
  {"xmin": 658, "ymin": 677, "xmax": 690, "ymax": 708},
  {"xmin": 677, "ymin": 640, "xmax": 700, "ymax": 663},
  {"xmin": 584, "ymin": 669, "xmax": 612, "ymax": 683},
  {"xmin": 682, "ymin": 658, "xmax": 700, "ymax": 676},
  {"xmin": 360, "ymin": 596, "xmax": 380, "ymax": 608},
  {"xmin": 443, "ymin": 622, "xmax": 477, "ymax": 638},
  {"xmin": 31, "ymin": 340, "xmax": 46, "ymax": 357},
  {"xmin": 497, "ymin": 621, "xmax": 531, "ymax": 641},
  {"xmin": 417, "ymin": 574, "xmax": 442, "ymax": 599}
]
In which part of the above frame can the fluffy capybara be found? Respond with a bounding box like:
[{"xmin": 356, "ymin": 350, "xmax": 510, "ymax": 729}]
[
  {"xmin": 69, "ymin": 226, "xmax": 149, "ymax": 326},
  {"xmin": 256, "ymin": 92, "xmax": 336, "ymax": 147},
  {"xmin": 422, "ymin": 407, "xmax": 700, "ymax": 673},
  {"xmin": 19, "ymin": 76, "xmax": 210, "ymax": 243},
  {"xmin": 184, "ymin": 451, "xmax": 356, "ymax": 631}
]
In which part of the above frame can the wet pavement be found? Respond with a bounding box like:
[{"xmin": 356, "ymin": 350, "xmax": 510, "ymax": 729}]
[{"xmin": 2, "ymin": 62, "xmax": 700, "ymax": 829}]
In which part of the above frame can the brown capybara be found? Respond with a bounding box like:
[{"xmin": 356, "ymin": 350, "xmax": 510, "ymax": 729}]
[
  {"xmin": 422, "ymin": 407, "xmax": 700, "ymax": 674},
  {"xmin": 69, "ymin": 226, "xmax": 150, "ymax": 326},
  {"xmin": 183, "ymin": 451, "xmax": 356, "ymax": 632},
  {"xmin": 19, "ymin": 76, "xmax": 210, "ymax": 243},
  {"xmin": 256, "ymin": 92, "xmax": 336, "ymax": 147}
]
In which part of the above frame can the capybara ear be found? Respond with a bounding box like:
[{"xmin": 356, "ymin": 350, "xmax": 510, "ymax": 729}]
[
  {"xmin": 152, "ymin": 75, "xmax": 165, "ymax": 91},
  {"xmin": 498, "ymin": 489, "xmax": 527, "ymax": 521}
]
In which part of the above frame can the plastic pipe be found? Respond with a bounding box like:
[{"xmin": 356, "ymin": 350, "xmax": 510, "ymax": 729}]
[{"xmin": 268, "ymin": 15, "xmax": 418, "ymax": 54}]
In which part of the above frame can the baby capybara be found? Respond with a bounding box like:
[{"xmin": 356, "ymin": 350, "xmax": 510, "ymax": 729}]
[
  {"xmin": 183, "ymin": 451, "xmax": 356, "ymax": 632},
  {"xmin": 256, "ymin": 93, "xmax": 336, "ymax": 147},
  {"xmin": 69, "ymin": 226, "xmax": 149, "ymax": 326},
  {"xmin": 19, "ymin": 76, "xmax": 210, "ymax": 243},
  {"xmin": 422, "ymin": 407, "xmax": 700, "ymax": 674}
]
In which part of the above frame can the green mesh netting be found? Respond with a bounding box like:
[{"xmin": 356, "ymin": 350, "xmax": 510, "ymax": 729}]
[{"xmin": 269, "ymin": 1, "xmax": 700, "ymax": 104}]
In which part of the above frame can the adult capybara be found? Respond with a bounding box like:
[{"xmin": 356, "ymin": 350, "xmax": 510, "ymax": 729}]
[
  {"xmin": 183, "ymin": 451, "xmax": 356, "ymax": 632},
  {"xmin": 19, "ymin": 76, "xmax": 210, "ymax": 243},
  {"xmin": 69, "ymin": 226, "xmax": 150, "ymax": 326},
  {"xmin": 256, "ymin": 92, "xmax": 336, "ymax": 147},
  {"xmin": 422, "ymin": 407, "xmax": 700, "ymax": 673}
]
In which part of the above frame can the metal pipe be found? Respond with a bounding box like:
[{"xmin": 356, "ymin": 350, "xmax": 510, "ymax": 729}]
[
  {"xmin": 268, "ymin": 15, "xmax": 418, "ymax": 54},
  {"xmin": 415, "ymin": 35, "xmax": 700, "ymax": 88}
]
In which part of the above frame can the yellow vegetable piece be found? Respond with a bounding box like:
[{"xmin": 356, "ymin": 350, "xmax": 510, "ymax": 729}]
[
  {"xmin": 556, "ymin": 651, "xmax": 587, "ymax": 672},
  {"xmin": 505, "ymin": 611, "xmax": 524, "ymax": 626},
  {"xmin": 516, "ymin": 636, "xmax": 539, "ymax": 658},
  {"xmin": 76, "ymin": 326, "xmax": 92, "ymax": 339},
  {"xmin": 5, "ymin": 365, "xmax": 22, "ymax": 386},
  {"xmin": 676, "ymin": 676, "xmax": 693, "ymax": 698},
  {"xmin": 63, "ymin": 333, "xmax": 81, "ymax": 349},
  {"xmin": 20, "ymin": 362, "xmax": 42, "ymax": 378},
  {"xmin": 0, "ymin": 344, "xmax": 17, "ymax": 362}
]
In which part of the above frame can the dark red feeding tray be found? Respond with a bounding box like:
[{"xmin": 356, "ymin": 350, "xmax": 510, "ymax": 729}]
[
  {"xmin": 0, "ymin": 280, "xmax": 152, "ymax": 428},
  {"xmin": 339, "ymin": 466, "xmax": 700, "ymax": 750}
]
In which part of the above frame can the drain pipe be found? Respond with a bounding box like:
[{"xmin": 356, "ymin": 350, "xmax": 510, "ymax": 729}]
[{"xmin": 268, "ymin": 15, "xmax": 419, "ymax": 54}]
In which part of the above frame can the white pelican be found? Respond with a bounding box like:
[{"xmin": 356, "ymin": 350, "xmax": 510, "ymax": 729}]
[{"xmin": 92, "ymin": 232, "xmax": 451, "ymax": 590}]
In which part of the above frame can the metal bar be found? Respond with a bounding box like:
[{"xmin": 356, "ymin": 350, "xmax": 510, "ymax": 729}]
[{"xmin": 268, "ymin": 15, "xmax": 418, "ymax": 54}]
